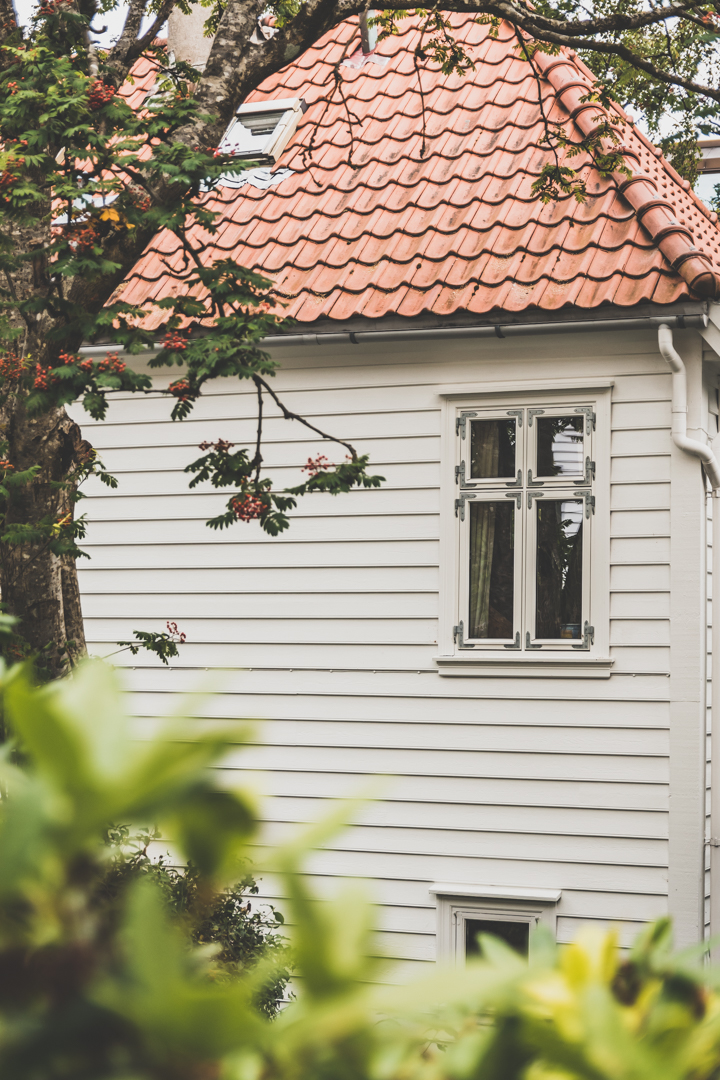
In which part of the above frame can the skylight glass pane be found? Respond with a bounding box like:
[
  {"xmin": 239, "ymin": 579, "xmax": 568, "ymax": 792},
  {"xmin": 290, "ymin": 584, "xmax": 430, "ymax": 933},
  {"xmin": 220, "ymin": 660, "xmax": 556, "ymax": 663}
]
[
  {"xmin": 220, "ymin": 111, "xmax": 287, "ymax": 158},
  {"xmin": 469, "ymin": 500, "xmax": 514, "ymax": 639},
  {"xmin": 535, "ymin": 498, "xmax": 583, "ymax": 639},
  {"xmin": 240, "ymin": 111, "xmax": 285, "ymax": 136}
]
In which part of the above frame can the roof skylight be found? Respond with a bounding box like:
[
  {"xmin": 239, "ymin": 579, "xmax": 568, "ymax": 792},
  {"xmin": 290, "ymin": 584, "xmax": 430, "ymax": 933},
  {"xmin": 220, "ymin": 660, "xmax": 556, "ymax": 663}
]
[{"xmin": 219, "ymin": 98, "xmax": 306, "ymax": 166}]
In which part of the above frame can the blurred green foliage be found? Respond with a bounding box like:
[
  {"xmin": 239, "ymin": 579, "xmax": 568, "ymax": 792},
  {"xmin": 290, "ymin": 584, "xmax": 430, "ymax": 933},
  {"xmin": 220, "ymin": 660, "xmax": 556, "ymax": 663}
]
[{"xmin": 1, "ymin": 659, "xmax": 720, "ymax": 1080}]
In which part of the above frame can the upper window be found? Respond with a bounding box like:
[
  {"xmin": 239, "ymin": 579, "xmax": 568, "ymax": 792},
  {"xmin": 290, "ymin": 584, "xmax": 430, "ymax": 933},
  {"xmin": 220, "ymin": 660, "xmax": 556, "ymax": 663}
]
[{"xmin": 454, "ymin": 402, "xmax": 596, "ymax": 653}]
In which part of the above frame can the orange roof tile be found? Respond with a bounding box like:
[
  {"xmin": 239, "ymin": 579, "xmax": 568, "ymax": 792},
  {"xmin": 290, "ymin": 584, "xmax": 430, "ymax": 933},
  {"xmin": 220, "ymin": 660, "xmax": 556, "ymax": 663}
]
[{"xmin": 120, "ymin": 15, "xmax": 720, "ymax": 327}]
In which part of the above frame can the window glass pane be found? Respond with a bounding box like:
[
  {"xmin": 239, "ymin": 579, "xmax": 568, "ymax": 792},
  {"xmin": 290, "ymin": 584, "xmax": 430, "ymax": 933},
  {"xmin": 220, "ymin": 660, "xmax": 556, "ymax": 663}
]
[
  {"xmin": 536, "ymin": 415, "xmax": 584, "ymax": 476},
  {"xmin": 239, "ymin": 111, "xmax": 285, "ymax": 136},
  {"xmin": 535, "ymin": 499, "xmax": 583, "ymax": 639},
  {"xmin": 465, "ymin": 918, "xmax": 529, "ymax": 959},
  {"xmin": 469, "ymin": 418, "xmax": 516, "ymax": 479},
  {"xmin": 469, "ymin": 501, "xmax": 514, "ymax": 639}
]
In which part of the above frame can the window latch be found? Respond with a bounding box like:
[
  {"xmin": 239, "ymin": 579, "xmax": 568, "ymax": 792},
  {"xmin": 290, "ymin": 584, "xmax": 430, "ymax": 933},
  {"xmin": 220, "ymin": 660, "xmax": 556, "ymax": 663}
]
[{"xmin": 571, "ymin": 621, "xmax": 595, "ymax": 650}]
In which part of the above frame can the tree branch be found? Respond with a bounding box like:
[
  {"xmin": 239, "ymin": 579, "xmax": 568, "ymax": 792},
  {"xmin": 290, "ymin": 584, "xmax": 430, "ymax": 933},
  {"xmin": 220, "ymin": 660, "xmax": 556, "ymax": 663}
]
[
  {"xmin": 108, "ymin": 0, "xmax": 150, "ymax": 72},
  {"xmin": 255, "ymin": 375, "xmax": 358, "ymax": 461}
]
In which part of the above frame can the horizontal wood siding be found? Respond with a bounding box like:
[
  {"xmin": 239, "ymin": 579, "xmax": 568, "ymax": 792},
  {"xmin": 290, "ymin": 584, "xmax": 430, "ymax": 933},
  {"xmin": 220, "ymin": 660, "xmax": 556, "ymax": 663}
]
[{"xmin": 71, "ymin": 328, "xmax": 679, "ymax": 970}]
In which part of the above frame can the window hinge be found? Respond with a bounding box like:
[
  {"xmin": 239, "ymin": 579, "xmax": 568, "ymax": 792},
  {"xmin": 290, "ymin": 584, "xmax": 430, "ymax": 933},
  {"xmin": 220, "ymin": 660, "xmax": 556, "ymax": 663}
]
[
  {"xmin": 456, "ymin": 411, "xmax": 477, "ymax": 439},
  {"xmin": 528, "ymin": 490, "xmax": 544, "ymax": 509},
  {"xmin": 505, "ymin": 468, "xmax": 522, "ymax": 489},
  {"xmin": 526, "ymin": 632, "xmax": 542, "ymax": 650},
  {"xmin": 453, "ymin": 621, "xmax": 475, "ymax": 649},
  {"xmin": 573, "ymin": 490, "xmax": 595, "ymax": 517},
  {"xmin": 455, "ymin": 461, "xmax": 465, "ymax": 485},
  {"xmin": 504, "ymin": 631, "xmax": 521, "ymax": 650},
  {"xmin": 708, "ymin": 837, "xmax": 720, "ymax": 848},
  {"xmin": 506, "ymin": 491, "xmax": 522, "ymax": 509},
  {"xmin": 574, "ymin": 406, "xmax": 596, "ymax": 434},
  {"xmin": 574, "ymin": 457, "xmax": 596, "ymax": 488},
  {"xmin": 528, "ymin": 408, "xmax": 545, "ymax": 427},
  {"xmin": 455, "ymin": 492, "xmax": 473, "ymax": 520},
  {"xmin": 506, "ymin": 409, "xmax": 523, "ymax": 428},
  {"xmin": 527, "ymin": 468, "xmax": 544, "ymax": 488},
  {"xmin": 571, "ymin": 621, "xmax": 595, "ymax": 650}
]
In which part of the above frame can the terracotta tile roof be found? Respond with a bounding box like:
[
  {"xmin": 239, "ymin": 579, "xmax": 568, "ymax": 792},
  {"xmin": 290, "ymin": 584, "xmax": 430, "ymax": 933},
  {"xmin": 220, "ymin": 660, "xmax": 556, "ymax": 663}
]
[{"xmin": 119, "ymin": 15, "xmax": 720, "ymax": 327}]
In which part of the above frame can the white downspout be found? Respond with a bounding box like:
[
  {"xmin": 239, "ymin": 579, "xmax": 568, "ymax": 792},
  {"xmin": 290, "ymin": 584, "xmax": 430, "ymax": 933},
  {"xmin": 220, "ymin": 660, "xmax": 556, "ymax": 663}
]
[
  {"xmin": 658, "ymin": 323, "xmax": 720, "ymax": 953},
  {"xmin": 659, "ymin": 325, "xmax": 720, "ymax": 489}
]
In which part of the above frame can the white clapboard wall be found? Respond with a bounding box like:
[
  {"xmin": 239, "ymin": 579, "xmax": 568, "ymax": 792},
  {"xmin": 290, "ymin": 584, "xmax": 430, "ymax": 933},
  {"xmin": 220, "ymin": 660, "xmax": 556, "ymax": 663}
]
[{"xmin": 69, "ymin": 325, "xmax": 710, "ymax": 975}]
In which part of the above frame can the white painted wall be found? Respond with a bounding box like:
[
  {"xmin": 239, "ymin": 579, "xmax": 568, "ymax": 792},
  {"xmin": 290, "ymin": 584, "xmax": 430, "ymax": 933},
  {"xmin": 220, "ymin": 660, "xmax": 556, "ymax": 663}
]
[{"xmin": 71, "ymin": 325, "xmax": 711, "ymax": 971}]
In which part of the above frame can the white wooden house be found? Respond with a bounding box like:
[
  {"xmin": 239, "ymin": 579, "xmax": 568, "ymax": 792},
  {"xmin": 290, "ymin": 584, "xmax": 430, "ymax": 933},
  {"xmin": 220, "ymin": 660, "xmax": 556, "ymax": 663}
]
[{"xmin": 73, "ymin": 10, "xmax": 720, "ymax": 973}]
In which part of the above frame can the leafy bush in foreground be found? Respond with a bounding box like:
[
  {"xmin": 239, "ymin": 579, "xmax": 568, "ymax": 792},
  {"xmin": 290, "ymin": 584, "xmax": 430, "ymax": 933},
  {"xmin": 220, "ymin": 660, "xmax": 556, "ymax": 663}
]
[
  {"xmin": 99, "ymin": 826, "xmax": 290, "ymax": 1017},
  {"xmin": 0, "ymin": 660, "xmax": 719, "ymax": 1080}
]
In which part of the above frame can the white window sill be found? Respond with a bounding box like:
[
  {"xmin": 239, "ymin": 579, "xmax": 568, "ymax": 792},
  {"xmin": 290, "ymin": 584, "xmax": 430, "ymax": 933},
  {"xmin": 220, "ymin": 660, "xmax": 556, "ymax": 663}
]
[{"xmin": 433, "ymin": 653, "xmax": 614, "ymax": 678}]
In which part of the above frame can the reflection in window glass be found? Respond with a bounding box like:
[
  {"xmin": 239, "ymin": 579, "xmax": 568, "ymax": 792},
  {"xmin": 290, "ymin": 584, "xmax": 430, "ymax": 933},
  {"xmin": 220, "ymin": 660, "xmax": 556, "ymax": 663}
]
[
  {"xmin": 536, "ymin": 415, "xmax": 584, "ymax": 476},
  {"xmin": 465, "ymin": 919, "xmax": 529, "ymax": 959},
  {"xmin": 469, "ymin": 419, "xmax": 516, "ymax": 479},
  {"xmin": 469, "ymin": 501, "xmax": 514, "ymax": 639},
  {"xmin": 535, "ymin": 499, "xmax": 583, "ymax": 639}
]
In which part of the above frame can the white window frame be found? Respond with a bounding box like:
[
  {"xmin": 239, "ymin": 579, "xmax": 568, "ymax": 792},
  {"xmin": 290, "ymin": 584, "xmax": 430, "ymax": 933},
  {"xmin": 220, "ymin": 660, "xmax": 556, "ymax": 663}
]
[
  {"xmin": 436, "ymin": 381, "xmax": 612, "ymax": 678},
  {"xmin": 432, "ymin": 884, "xmax": 561, "ymax": 964},
  {"xmin": 458, "ymin": 489, "xmax": 523, "ymax": 647},
  {"xmin": 525, "ymin": 488, "xmax": 592, "ymax": 650}
]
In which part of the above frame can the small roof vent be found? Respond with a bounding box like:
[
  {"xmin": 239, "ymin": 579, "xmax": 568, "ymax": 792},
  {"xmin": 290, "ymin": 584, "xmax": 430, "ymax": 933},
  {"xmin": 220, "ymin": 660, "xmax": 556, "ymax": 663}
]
[{"xmin": 219, "ymin": 97, "xmax": 306, "ymax": 166}]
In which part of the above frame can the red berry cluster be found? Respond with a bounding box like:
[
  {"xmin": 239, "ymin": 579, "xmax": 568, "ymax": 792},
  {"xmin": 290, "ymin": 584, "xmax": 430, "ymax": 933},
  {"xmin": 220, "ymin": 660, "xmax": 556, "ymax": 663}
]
[
  {"xmin": 33, "ymin": 364, "xmax": 57, "ymax": 391},
  {"xmin": 168, "ymin": 379, "xmax": 193, "ymax": 402},
  {"xmin": 0, "ymin": 160, "xmax": 22, "ymax": 197},
  {"xmin": 163, "ymin": 332, "xmax": 188, "ymax": 352},
  {"xmin": 87, "ymin": 79, "xmax": 115, "ymax": 111},
  {"xmin": 198, "ymin": 438, "xmax": 235, "ymax": 453},
  {"xmin": 97, "ymin": 351, "xmax": 126, "ymax": 374},
  {"xmin": 0, "ymin": 353, "xmax": 25, "ymax": 380},
  {"xmin": 69, "ymin": 223, "xmax": 99, "ymax": 252},
  {"xmin": 302, "ymin": 454, "xmax": 332, "ymax": 476},
  {"xmin": 59, "ymin": 350, "xmax": 93, "ymax": 373},
  {"xmin": 166, "ymin": 620, "xmax": 187, "ymax": 643},
  {"xmin": 230, "ymin": 493, "xmax": 266, "ymax": 522}
]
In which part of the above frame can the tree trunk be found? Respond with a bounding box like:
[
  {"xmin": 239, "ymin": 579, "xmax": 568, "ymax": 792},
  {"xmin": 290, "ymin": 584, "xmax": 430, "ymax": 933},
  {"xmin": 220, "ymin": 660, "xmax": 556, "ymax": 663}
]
[{"xmin": 0, "ymin": 396, "xmax": 91, "ymax": 678}]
